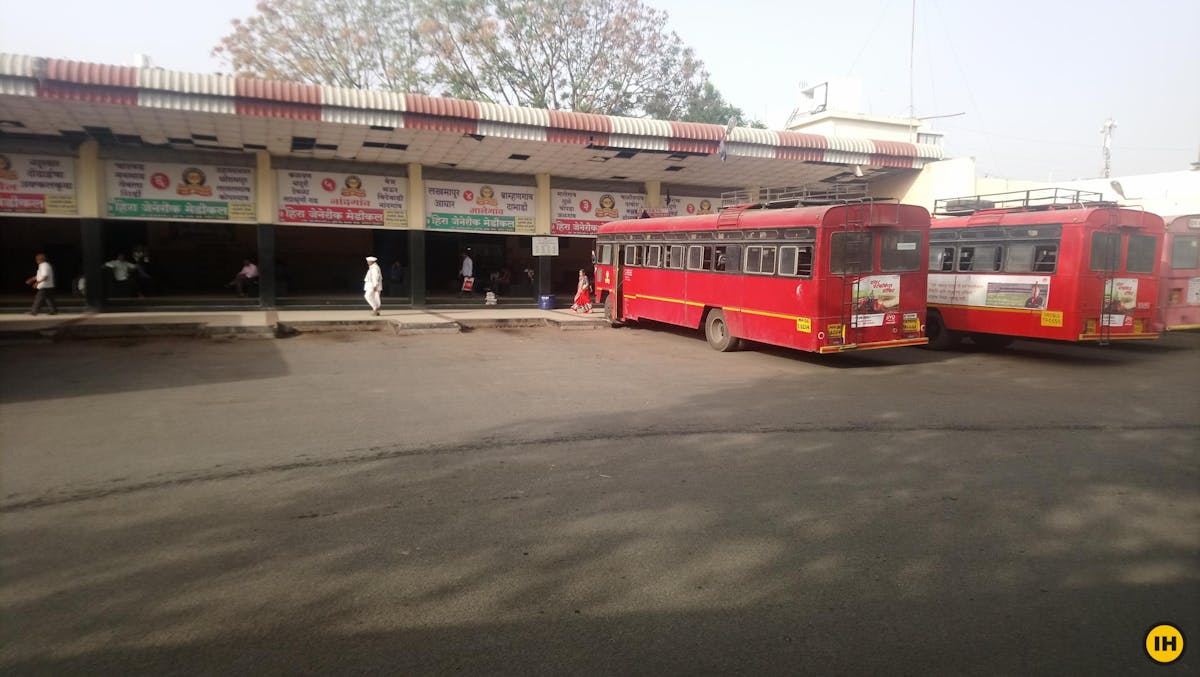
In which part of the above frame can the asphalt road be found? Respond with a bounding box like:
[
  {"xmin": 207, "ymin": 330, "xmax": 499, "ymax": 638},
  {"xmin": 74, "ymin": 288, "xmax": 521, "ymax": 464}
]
[{"xmin": 1, "ymin": 325, "xmax": 1197, "ymax": 675}]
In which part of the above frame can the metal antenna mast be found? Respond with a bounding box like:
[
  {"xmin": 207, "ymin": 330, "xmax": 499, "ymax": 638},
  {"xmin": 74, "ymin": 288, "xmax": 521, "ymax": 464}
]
[{"xmin": 1100, "ymin": 118, "xmax": 1117, "ymax": 178}]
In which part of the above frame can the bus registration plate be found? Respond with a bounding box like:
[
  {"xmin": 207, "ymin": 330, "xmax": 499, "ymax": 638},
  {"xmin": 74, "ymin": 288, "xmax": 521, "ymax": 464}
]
[{"xmin": 902, "ymin": 313, "xmax": 919, "ymax": 333}]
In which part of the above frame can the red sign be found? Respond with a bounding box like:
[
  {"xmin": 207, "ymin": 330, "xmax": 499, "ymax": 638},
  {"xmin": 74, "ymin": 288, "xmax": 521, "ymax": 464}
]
[
  {"xmin": 552, "ymin": 219, "xmax": 602, "ymax": 236},
  {"xmin": 0, "ymin": 193, "xmax": 46, "ymax": 213},
  {"xmin": 321, "ymin": 178, "xmax": 336, "ymax": 192}
]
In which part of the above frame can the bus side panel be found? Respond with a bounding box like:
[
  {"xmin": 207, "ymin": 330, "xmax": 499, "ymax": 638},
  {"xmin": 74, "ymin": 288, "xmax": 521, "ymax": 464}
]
[
  {"xmin": 683, "ymin": 270, "xmax": 742, "ymax": 332},
  {"xmin": 631, "ymin": 266, "xmax": 689, "ymax": 327}
]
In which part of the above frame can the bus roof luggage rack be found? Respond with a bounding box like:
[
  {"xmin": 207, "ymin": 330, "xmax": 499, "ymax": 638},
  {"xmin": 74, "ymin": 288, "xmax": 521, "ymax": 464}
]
[
  {"xmin": 933, "ymin": 188, "xmax": 1112, "ymax": 216},
  {"xmin": 721, "ymin": 183, "xmax": 870, "ymax": 210}
]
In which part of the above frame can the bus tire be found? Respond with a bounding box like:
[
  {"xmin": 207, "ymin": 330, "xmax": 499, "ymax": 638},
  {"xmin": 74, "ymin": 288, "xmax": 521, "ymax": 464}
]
[
  {"xmin": 970, "ymin": 332, "xmax": 1014, "ymax": 350},
  {"xmin": 924, "ymin": 310, "xmax": 961, "ymax": 350},
  {"xmin": 704, "ymin": 309, "xmax": 741, "ymax": 352}
]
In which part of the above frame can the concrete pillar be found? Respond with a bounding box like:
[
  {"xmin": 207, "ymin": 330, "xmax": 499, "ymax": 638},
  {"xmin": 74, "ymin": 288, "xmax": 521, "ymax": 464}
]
[
  {"xmin": 254, "ymin": 152, "xmax": 276, "ymax": 307},
  {"xmin": 257, "ymin": 224, "xmax": 276, "ymax": 308},
  {"xmin": 407, "ymin": 163, "xmax": 425, "ymax": 230},
  {"xmin": 76, "ymin": 140, "xmax": 103, "ymax": 218},
  {"xmin": 645, "ymin": 180, "xmax": 662, "ymax": 211},
  {"xmin": 535, "ymin": 173, "xmax": 551, "ymax": 235},
  {"xmin": 80, "ymin": 218, "xmax": 105, "ymax": 311},
  {"xmin": 255, "ymin": 151, "xmax": 274, "ymax": 223},
  {"xmin": 408, "ymin": 230, "xmax": 426, "ymax": 305}
]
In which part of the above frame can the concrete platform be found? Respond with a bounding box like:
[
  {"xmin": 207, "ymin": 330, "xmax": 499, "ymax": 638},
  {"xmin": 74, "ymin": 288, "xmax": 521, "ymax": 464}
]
[{"xmin": 0, "ymin": 307, "xmax": 608, "ymax": 340}]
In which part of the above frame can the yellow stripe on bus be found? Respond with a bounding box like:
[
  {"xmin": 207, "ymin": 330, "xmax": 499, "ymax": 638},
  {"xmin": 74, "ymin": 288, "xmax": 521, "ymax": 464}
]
[
  {"xmin": 818, "ymin": 337, "xmax": 929, "ymax": 353},
  {"xmin": 927, "ymin": 303, "xmax": 1041, "ymax": 315}
]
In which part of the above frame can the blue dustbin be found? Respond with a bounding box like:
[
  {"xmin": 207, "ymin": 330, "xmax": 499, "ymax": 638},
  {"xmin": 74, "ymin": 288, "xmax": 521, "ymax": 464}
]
[{"xmin": 538, "ymin": 294, "xmax": 556, "ymax": 310}]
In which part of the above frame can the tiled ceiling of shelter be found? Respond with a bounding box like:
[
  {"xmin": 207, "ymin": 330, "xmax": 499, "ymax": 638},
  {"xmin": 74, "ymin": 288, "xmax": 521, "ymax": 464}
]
[{"xmin": 0, "ymin": 96, "xmax": 894, "ymax": 188}]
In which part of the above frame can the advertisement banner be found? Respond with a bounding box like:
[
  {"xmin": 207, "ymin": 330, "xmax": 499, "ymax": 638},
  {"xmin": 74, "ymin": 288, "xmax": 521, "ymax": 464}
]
[
  {"xmin": 426, "ymin": 181, "xmax": 535, "ymax": 233},
  {"xmin": 277, "ymin": 171, "xmax": 407, "ymax": 228},
  {"xmin": 106, "ymin": 161, "xmax": 255, "ymax": 222},
  {"xmin": 1101, "ymin": 277, "xmax": 1138, "ymax": 327},
  {"xmin": 552, "ymin": 189, "xmax": 646, "ymax": 235},
  {"xmin": 928, "ymin": 274, "xmax": 1052, "ymax": 310},
  {"xmin": 850, "ymin": 274, "xmax": 901, "ymax": 327},
  {"xmin": 658, "ymin": 195, "xmax": 719, "ymax": 218},
  {"xmin": 0, "ymin": 153, "xmax": 77, "ymax": 216},
  {"xmin": 1188, "ymin": 277, "xmax": 1200, "ymax": 305}
]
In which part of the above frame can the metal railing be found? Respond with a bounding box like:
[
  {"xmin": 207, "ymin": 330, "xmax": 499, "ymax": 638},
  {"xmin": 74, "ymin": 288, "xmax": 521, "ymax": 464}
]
[
  {"xmin": 721, "ymin": 183, "xmax": 870, "ymax": 209},
  {"xmin": 933, "ymin": 188, "xmax": 1112, "ymax": 216}
]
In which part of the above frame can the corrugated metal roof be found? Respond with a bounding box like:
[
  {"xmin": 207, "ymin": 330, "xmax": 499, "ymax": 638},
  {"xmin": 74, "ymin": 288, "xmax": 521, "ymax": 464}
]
[
  {"xmin": 608, "ymin": 134, "xmax": 668, "ymax": 151},
  {"xmin": 235, "ymin": 78, "xmax": 322, "ymax": 104},
  {"xmin": 667, "ymin": 138, "xmax": 718, "ymax": 154},
  {"xmin": 727, "ymin": 128, "xmax": 778, "ymax": 146},
  {"xmin": 726, "ymin": 141, "xmax": 774, "ymax": 159},
  {"xmin": 401, "ymin": 112, "xmax": 478, "ymax": 134},
  {"xmin": 138, "ymin": 91, "xmax": 237, "ymax": 115},
  {"xmin": 548, "ymin": 109, "xmax": 612, "ymax": 133},
  {"xmin": 0, "ymin": 54, "xmax": 38, "ymax": 78},
  {"xmin": 868, "ymin": 153, "xmax": 915, "ymax": 169},
  {"xmin": 139, "ymin": 69, "xmax": 235, "ymax": 97},
  {"xmin": 477, "ymin": 102, "xmax": 549, "ymax": 127},
  {"xmin": 37, "ymin": 81, "xmax": 137, "ymax": 106},
  {"xmin": 777, "ymin": 131, "xmax": 828, "ymax": 149},
  {"xmin": 235, "ymin": 100, "xmax": 321, "ymax": 120},
  {"xmin": 776, "ymin": 147, "xmax": 825, "ymax": 162},
  {"xmin": 404, "ymin": 94, "xmax": 479, "ymax": 119},
  {"xmin": 46, "ymin": 59, "xmax": 137, "ymax": 87},
  {"xmin": 548, "ymin": 128, "xmax": 605, "ymax": 146},
  {"xmin": 912, "ymin": 142, "xmax": 944, "ymax": 160},
  {"xmin": 0, "ymin": 77, "xmax": 37, "ymax": 97},
  {"xmin": 823, "ymin": 150, "xmax": 872, "ymax": 166},
  {"xmin": 668, "ymin": 121, "xmax": 723, "ymax": 141},
  {"xmin": 610, "ymin": 116, "xmax": 671, "ymax": 137},
  {"xmin": 321, "ymin": 85, "xmax": 406, "ymax": 111},
  {"xmin": 871, "ymin": 140, "xmax": 916, "ymax": 158},
  {"xmin": 477, "ymin": 120, "xmax": 547, "ymax": 142},
  {"xmin": 322, "ymin": 107, "xmax": 404, "ymax": 128},
  {"xmin": 824, "ymin": 136, "xmax": 874, "ymax": 154}
]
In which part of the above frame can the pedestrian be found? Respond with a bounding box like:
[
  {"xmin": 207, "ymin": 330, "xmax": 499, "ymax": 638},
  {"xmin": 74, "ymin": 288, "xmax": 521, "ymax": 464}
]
[
  {"xmin": 364, "ymin": 256, "xmax": 383, "ymax": 315},
  {"xmin": 459, "ymin": 248, "xmax": 474, "ymax": 296},
  {"xmin": 571, "ymin": 268, "xmax": 592, "ymax": 313},
  {"xmin": 225, "ymin": 258, "xmax": 259, "ymax": 297},
  {"xmin": 105, "ymin": 253, "xmax": 138, "ymax": 297},
  {"xmin": 25, "ymin": 252, "xmax": 57, "ymax": 315}
]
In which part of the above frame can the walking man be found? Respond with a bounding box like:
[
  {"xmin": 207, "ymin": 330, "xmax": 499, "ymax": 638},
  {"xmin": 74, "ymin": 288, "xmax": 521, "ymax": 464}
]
[
  {"xmin": 25, "ymin": 252, "xmax": 57, "ymax": 315},
  {"xmin": 459, "ymin": 247, "xmax": 474, "ymax": 297},
  {"xmin": 364, "ymin": 256, "xmax": 383, "ymax": 315}
]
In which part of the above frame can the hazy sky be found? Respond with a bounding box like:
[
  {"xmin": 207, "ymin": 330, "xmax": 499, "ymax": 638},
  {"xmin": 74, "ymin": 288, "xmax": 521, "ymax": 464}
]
[{"xmin": 1, "ymin": 0, "xmax": 1197, "ymax": 180}]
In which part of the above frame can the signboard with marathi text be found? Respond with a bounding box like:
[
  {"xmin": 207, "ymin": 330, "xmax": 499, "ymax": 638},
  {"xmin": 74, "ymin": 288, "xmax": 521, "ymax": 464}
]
[
  {"xmin": 425, "ymin": 180, "xmax": 535, "ymax": 233},
  {"xmin": 552, "ymin": 189, "xmax": 646, "ymax": 235},
  {"xmin": 106, "ymin": 161, "xmax": 255, "ymax": 222},
  {"xmin": 0, "ymin": 153, "xmax": 77, "ymax": 216},
  {"xmin": 277, "ymin": 170, "xmax": 408, "ymax": 228},
  {"xmin": 657, "ymin": 195, "xmax": 719, "ymax": 218}
]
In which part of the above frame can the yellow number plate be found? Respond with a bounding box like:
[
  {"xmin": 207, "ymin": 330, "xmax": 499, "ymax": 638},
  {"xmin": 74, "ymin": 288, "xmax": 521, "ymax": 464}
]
[
  {"xmin": 1040, "ymin": 310, "xmax": 1064, "ymax": 327},
  {"xmin": 903, "ymin": 317, "xmax": 919, "ymax": 332},
  {"xmin": 795, "ymin": 317, "xmax": 812, "ymax": 333}
]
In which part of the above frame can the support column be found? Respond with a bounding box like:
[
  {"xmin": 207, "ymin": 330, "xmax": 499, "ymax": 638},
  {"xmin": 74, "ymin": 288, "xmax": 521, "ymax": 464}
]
[
  {"xmin": 76, "ymin": 140, "xmax": 105, "ymax": 311},
  {"xmin": 257, "ymin": 224, "xmax": 276, "ymax": 308},
  {"xmin": 645, "ymin": 180, "xmax": 662, "ymax": 212},
  {"xmin": 254, "ymin": 152, "xmax": 276, "ymax": 308},
  {"xmin": 408, "ymin": 230, "xmax": 426, "ymax": 305},
  {"xmin": 81, "ymin": 219, "xmax": 104, "ymax": 311},
  {"xmin": 535, "ymin": 172, "xmax": 553, "ymax": 300},
  {"xmin": 407, "ymin": 163, "xmax": 426, "ymax": 305}
]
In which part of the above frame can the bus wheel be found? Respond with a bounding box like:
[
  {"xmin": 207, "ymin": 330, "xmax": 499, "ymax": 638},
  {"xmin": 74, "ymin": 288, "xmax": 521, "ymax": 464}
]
[
  {"xmin": 970, "ymin": 333, "xmax": 1014, "ymax": 350},
  {"xmin": 925, "ymin": 311, "xmax": 961, "ymax": 350},
  {"xmin": 705, "ymin": 309, "xmax": 742, "ymax": 352}
]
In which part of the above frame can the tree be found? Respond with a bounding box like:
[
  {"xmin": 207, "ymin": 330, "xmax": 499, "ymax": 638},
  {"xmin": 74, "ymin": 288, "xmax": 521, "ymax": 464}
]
[
  {"xmin": 420, "ymin": 0, "xmax": 706, "ymax": 116},
  {"xmin": 213, "ymin": 0, "xmax": 428, "ymax": 92}
]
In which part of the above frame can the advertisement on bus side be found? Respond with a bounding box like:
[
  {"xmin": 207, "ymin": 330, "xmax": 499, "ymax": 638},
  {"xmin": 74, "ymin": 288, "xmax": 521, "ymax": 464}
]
[
  {"xmin": 928, "ymin": 274, "xmax": 1052, "ymax": 310},
  {"xmin": 851, "ymin": 275, "xmax": 900, "ymax": 327},
  {"xmin": 1102, "ymin": 278, "xmax": 1138, "ymax": 327}
]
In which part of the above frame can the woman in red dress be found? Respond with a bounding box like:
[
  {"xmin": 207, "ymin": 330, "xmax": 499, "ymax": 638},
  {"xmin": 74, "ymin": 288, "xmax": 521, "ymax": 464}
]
[{"xmin": 572, "ymin": 269, "xmax": 592, "ymax": 312}]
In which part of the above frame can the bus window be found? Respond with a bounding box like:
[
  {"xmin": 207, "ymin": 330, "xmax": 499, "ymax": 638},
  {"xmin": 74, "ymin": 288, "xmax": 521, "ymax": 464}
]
[
  {"xmin": 1004, "ymin": 244, "xmax": 1034, "ymax": 272},
  {"xmin": 960, "ymin": 245, "xmax": 1001, "ymax": 272},
  {"xmin": 665, "ymin": 245, "xmax": 684, "ymax": 269},
  {"xmin": 881, "ymin": 232, "xmax": 922, "ymax": 272},
  {"xmin": 1090, "ymin": 232, "xmax": 1120, "ymax": 271},
  {"xmin": 1126, "ymin": 235, "xmax": 1156, "ymax": 273},
  {"xmin": 646, "ymin": 245, "xmax": 662, "ymax": 268},
  {"xmin": 830, "ymin": 232, "xmax": 873, "ymax": 275},
  {"xmin": 624, "ymin": 244, "xmax": 642, "ymax": 266},
  {"xmin": 779, "ymin": 246, "xmax": 813, "ymax": 277},
  {"xmin": 686, "ymin": 245, "xmax": 704, "ymax": 270},
  {"xmin": 1171, "ymin": 236, "xmax": 1200, "ymax": 269},
  {"xmin": 930, "ymin": 246, "xmax": 954, "ymax": 272},
  {"xmin": 714, "ymin": 245, "xmax": 740, "ymax": 272},
  {"xmin": 1032, "ymin": 245, "xmax": 1057, "ymax": 272},
  {"xmin": 599, "ymin": 244, "xmax": 613, "ymax": 265},
  {"xmin": 745, "ymin": 246, "xmax": 777, "ymax": 274}
]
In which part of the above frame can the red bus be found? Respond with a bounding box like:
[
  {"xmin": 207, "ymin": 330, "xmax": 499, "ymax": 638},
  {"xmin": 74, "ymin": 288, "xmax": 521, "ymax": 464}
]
[
  {"xmin": 1158, "ymin": 214, "xmax": 1200, "ymax": 331},
  {"xmin": 593, "ymin": 196, "xmax": 930, "ymax": 354},
  {"xmin": 926, "ymin": 189, "xmax": 1166, "ymax": 348}
]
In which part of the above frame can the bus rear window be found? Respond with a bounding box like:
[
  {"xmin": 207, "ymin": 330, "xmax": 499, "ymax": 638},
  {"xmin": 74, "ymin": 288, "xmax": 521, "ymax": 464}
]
[
  {"xmin": 1171, "ymin": 236, "xmax": 1200, "ymax": 269},
  {"xmin": 1090, "ymin": 232, "xmax": 1120, "ymax": 271},
  {"xmin": 830, "ymin": 232, "xmax": 873, "ymax": 275},
  {"xmin": 1125, "ymin": 235, "xmax": 1156, "ymax": 273},
  {"xmin": 880, "ymin": 232, "xmax": 922, "ymax": 272}
]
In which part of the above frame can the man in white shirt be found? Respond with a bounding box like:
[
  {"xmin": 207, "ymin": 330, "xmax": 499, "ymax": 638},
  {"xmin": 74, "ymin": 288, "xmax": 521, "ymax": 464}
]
[
  {"xmin": 226, "ymin": 259, "xmax": 260, "ymax": 297},
  {"xmin": 25, "ymin": 253, "xmax": 57, "ymax": 315},
  {"xmin": 105, "ymin": 253, "xmax": 138, "ymax": 297},
  {"xmin": 459, "ymin": 248, "xmax": 474, "ymax": 296},
  {"xmin": 364, "ymin": 256, "xmax": 383, "ymax": 315}
]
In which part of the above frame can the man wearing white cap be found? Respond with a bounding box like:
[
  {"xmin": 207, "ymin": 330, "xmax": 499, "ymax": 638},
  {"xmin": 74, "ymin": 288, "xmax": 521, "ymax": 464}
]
[{"xmin": 364, "ymin": 256, "xmax": 383, "ymax": 315}]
